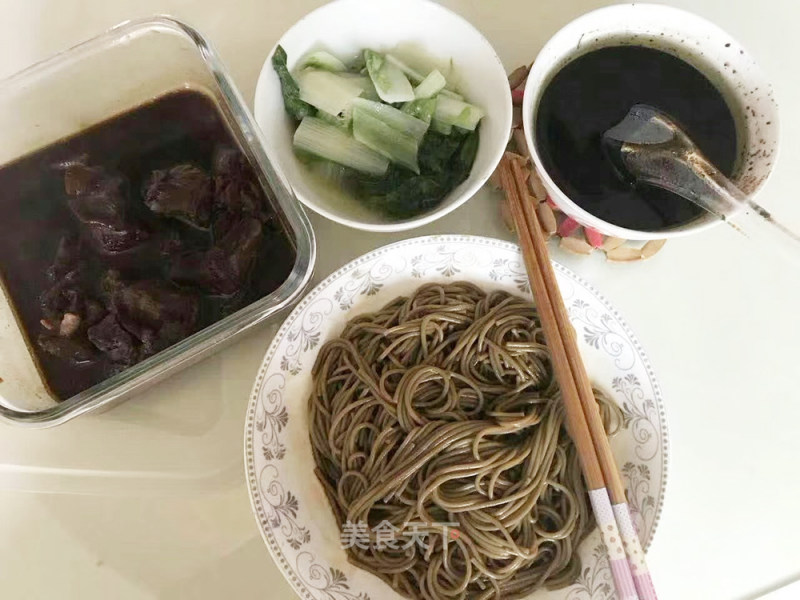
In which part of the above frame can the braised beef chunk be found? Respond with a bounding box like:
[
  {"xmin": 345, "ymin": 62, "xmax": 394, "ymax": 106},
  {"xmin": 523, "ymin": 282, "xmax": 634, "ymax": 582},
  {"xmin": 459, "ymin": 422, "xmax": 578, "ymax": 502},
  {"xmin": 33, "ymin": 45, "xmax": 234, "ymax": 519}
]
[
  {"xmin": 143, "ymin": 164, "xmax": 212, "ymax": 229},
  {"xmin": 61, "ymin": 160, "xmax": 125, "ymax": 199},
  {"xmin": 84, "ymin": 299, "xmax": 107, "ymax": 327},
  {"xmin": 158, "ymin": 234, "xmax": 185, "ymax": 257},
  {"xmin": 47, "ymin": 235, "xmax": 82, "ymax": 282},
  {"xmin": 63, "ymin": 163, "xmax": 100, "ymax": 197},
  {"xmin": 90, "ymin": 274, "xmax": 198, "ymax": 365},
  {"xmin": 213, "ymin": 146, "xmax": 268, "ymax": 221},
  {"xmin": 99, "ymin": 269, "xmax": 123, "ymax": 298},
  {"xmin": 139, "ymin": 327, "xmax": 176, "ymax": 358},
  {"xmin": 108, "ymin": 278, "xmax": 199, "ymax": 344},
  {"xmin": 67, "ymin": 193, "xmax": 127, "ymax": 229},
  {"xmin": 169, "ymin": 248, "xmax": 231, "ymax": 296},
  {"xmin": 89, "ymin": 225, "xmax": 151, "ymax": 259},
  {"xmin": 62, "ymin": 160, "xmax": 128, "ymax": 225},
  {"xmin": 170, "ymin": 217, "xmax": 263, "ymax": 296},
  {"xmin": 212, "ymin": 209, "xmax": 238, "ymax": 240},
  {"xmin": 0, "ymin": 90, "xmax": 296, "ymax": 401},
  {"xmin": 37, "ymin": 334, "xmax": 95, "ymax": 365},
  {"xmin": 39, "ymin": 240, "xmax": 94, "ymax": 338},
  {"xmin": 61, "ymin": 160, "xmax": 151, "ymax": 257},
  {"xmin": 86, "ymin": 223, "xmax": 151, "ymax": 257},
  {"xmin": 40, "ymin": 268, "xmax": 86, "ymax": 323},
  {"xmin": 87, "ymin": 314, "xmax": 138, "ymax": 365},
  {"xmin": 219, "ymin": 217, "xmax": 263, "ymax": 283}
]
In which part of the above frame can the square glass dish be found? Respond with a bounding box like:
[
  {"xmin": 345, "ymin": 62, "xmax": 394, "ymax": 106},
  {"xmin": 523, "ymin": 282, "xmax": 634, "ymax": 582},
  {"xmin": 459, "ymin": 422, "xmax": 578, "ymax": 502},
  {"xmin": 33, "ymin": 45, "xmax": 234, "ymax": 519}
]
[{"xmin": 0, "ymin": 17, "xmax": 315, "ymax": 427}]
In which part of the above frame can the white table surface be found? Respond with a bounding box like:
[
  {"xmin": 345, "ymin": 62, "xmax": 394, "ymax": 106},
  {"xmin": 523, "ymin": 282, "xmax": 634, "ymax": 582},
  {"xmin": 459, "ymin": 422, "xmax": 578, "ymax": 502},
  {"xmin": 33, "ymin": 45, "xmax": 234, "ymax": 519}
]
[{"xmin": 1, "ymin": 1, "xmax": 799, "ymax": 599}]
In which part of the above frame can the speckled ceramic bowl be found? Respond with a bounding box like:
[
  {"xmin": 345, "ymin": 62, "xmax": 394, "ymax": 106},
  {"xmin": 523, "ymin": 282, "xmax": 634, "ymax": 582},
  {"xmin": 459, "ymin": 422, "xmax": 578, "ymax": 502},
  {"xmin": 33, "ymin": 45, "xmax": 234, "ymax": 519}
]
[{"xmin": 522, "ymin": 3, "xmax": 780, "ymax": 240}]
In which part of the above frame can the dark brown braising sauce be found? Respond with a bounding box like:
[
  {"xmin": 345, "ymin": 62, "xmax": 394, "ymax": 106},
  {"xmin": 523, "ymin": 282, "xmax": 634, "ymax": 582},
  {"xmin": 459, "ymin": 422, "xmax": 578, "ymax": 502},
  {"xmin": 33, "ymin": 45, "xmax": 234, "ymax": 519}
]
[
  {"xmin": 0, "ymin": 90, "xmax": 296, "ymax": 400},
  {"xmin": 535, "ymin": 45, "xmax": 738, "ymax": 231}
]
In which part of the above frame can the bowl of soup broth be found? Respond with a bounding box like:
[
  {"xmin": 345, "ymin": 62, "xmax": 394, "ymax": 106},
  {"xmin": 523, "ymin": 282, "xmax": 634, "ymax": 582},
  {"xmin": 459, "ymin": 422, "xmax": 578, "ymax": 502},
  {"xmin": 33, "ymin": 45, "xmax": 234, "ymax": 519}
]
[{"xmin": 521, "ymin": 3, "xmax": 779, "ymax": 240}]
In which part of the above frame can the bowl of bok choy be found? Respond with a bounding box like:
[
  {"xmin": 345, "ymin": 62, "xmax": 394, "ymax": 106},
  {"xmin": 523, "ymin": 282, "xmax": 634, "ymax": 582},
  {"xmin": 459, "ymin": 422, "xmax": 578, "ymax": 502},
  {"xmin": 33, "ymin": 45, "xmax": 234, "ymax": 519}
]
[{"xmin": 254, "ymin": 0, "xmax": 512, "ymax": 232}]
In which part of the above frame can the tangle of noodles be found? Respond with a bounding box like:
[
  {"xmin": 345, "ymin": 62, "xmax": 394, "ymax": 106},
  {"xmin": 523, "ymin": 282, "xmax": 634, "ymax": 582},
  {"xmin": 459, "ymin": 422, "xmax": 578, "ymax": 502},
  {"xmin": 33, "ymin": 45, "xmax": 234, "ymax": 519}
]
[{"xmin": 309, "ymin": 282, "xmax": 624, "ymax": 600}]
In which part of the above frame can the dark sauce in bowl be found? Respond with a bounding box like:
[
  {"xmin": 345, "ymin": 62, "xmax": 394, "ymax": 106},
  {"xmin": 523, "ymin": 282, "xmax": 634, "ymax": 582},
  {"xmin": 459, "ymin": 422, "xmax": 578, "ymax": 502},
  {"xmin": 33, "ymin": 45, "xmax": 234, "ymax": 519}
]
[
  {"xmin": 0, "ymin": 90, "xmax": 296, "ymax": 400},
  {"xmin": 535, "ymin": 45, "xmax": 738, "ymax": 231}
]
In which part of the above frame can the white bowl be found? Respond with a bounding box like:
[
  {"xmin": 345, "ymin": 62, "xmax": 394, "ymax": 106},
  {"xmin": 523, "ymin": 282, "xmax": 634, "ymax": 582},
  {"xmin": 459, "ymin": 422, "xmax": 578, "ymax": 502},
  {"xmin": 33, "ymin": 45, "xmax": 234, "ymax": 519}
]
[
  {"xmin": 522, "ymin": 3, "xmax": 780, "ymax": 240},
  {"xmin": 254, "ymin": 0, "xmax": 512, "ymax": 232}
]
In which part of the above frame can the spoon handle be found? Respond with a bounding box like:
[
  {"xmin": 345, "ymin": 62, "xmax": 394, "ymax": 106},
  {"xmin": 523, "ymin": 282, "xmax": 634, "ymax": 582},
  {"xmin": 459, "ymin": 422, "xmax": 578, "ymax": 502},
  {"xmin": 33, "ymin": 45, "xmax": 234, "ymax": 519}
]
[
  {"xmin": 725, "ymin": 199, "xmax": 800, "ymax": 262},
  {"xmin": 692, "ymin": 163, "xmax": 800, "ymax": 262},
  {"xmin": 624, "ymin": 146, "xmax": 800, "ymax": 262}
]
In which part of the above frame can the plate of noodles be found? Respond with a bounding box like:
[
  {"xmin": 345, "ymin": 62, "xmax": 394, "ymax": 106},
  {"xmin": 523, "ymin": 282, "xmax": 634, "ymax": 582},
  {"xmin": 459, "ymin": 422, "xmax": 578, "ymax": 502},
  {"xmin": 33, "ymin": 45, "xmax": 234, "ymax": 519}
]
[{"xmin": 245, "ymin": 235, "xmax": 667, "ymax": 600}]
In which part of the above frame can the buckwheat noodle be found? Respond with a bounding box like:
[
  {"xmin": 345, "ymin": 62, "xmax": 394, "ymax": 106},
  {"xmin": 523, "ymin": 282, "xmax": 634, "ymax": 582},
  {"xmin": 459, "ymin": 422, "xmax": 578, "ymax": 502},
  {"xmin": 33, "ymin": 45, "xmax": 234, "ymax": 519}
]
[{"xmin": 309, "ymin": 282, "xmax": 623, "ymax": 600}]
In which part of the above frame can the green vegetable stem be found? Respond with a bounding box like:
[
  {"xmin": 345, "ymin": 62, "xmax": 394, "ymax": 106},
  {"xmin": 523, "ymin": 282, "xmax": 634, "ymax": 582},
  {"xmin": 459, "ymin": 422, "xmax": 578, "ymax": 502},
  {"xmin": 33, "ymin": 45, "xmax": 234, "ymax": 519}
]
[{"xmin": 272, "ymin": 45, "xmax": 315, "ymax": 121}]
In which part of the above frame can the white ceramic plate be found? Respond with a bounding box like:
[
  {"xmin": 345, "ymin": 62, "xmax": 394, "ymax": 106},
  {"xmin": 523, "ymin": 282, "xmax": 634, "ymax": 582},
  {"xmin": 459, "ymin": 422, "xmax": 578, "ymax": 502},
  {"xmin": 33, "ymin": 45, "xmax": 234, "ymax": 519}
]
[{"xmin": 245, "ymin": 235, "xmax": 668, "ymax": 600}]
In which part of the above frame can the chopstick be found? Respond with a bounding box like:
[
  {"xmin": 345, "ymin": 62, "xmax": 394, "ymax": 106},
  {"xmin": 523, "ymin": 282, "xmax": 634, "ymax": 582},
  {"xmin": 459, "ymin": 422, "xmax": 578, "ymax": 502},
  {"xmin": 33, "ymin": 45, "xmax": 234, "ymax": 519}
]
[{"xmin": 498, "ymin": 153, "xmax": 658, "ymax": 600}]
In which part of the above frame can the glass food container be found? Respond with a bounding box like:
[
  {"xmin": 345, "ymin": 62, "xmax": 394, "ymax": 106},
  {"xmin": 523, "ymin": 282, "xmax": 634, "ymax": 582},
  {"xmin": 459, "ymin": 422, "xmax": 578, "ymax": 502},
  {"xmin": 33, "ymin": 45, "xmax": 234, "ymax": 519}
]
[{"xmin": 0, "ymin": 17, "xmax": 316, "ymax": 427}]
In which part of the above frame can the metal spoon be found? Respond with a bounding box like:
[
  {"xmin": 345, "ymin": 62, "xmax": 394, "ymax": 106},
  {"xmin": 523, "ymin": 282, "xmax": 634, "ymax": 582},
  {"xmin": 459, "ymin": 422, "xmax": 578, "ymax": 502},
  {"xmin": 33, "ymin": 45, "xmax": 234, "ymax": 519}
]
[{"xmin": 603, "ymin": 104, "xmax": 800, "ymax": 257}]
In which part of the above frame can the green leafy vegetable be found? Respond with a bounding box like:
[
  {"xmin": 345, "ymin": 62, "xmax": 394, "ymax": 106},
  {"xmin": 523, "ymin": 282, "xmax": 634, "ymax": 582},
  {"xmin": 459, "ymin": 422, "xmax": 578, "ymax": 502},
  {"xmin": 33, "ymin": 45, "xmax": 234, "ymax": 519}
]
[
  {"xmin": 385, "ymin": 54, "xmax": 426, "ymax": 84},
  {"xmin": 430, "ymin": 119, "xmax": 453, "ymax": 135},
  {"xmin": 382, "ymin": 175, "xmax": 445, "ymax": 217},
  {"xmin": 352, "ymin": 108, "xmax": 420, "ymax": 174},
  {"xmin": 272, "ymin": 45, "xmax": 315, "ymax": 121},
  {"xmin": 340, "ymin": 74, "xmax": 380, "ymax": 101},
  {"xmin": 353, "ymin": 98, "xmax": 429, "ymax": 142},
  {"xmin": 414, "ymin": 69, "xmax": 447, "ymax": 99},
  {"xmin": 316, "ymin": 109, "xmax": 351, "ymax": 131},
  {"xmin": 417, "ymin": 129, "xmax": 463, "ymax": 173},
  {"xmin": 293, "ymin": 116, "xmax": 389, "ymax": 175},
  {"xmin": 433, "ymin": 94, "xmax": 485, "ymax": 130},
  {"xmin": 450, "ymin": 128, "xmax": 480, "ymax": 184},
  {"xmin": 299, "ymin": 50, "xmax": 347, "ymax": 72},
  {"xmin": 295, "ymin": 69, "xmax": 364, "ymax": 117},
  {"xmin": 276, "ymin": 45, "xmax": 484, "ymax": 219},
  {"xmin": 351, "ymin": 126, "xmax": 480, "ymax": 217},
  {"xmin": 402, "ymin": 98, "xmax": 438, "ymax": 124},
  {"xmin": 364, "ymin": 50, "xmax": 415, "ymax": 103}
]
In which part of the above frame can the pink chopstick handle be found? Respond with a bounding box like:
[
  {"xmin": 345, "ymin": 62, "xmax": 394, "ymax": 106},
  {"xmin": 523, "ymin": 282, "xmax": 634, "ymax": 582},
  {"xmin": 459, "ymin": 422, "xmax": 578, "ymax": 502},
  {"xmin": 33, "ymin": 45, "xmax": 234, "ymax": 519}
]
[
  {"xmin": 612, "ymin": 502, "xmax": 659, "ymax": 600},
  {"xmin": 589, "ymin": 489, "xmax": 639, "ymax": 600},
  {"xmin": 609, "ymin": 558, "xmax": 640, "ymax": 600}
]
